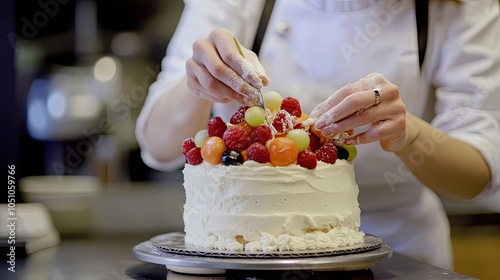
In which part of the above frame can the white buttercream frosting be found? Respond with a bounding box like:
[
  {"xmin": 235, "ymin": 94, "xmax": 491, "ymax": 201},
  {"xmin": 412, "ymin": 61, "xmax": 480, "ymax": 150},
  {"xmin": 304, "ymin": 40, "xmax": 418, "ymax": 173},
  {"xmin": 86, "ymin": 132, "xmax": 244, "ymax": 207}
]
[{"xmin": 182, "ymin": 160, "xmax": 364, "ymax": 252}]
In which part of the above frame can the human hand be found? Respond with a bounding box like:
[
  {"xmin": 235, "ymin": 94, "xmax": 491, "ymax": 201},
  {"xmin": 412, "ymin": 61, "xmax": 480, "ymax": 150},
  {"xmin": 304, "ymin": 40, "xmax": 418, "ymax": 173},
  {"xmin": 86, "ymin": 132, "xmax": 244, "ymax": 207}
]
[
  {"xmin": 186, "ymin": 29, "xmax": 269, "ymax": 104},
  {"xmin": 309, "ymin": 73, "xmax": 408, "ymax": 152}
]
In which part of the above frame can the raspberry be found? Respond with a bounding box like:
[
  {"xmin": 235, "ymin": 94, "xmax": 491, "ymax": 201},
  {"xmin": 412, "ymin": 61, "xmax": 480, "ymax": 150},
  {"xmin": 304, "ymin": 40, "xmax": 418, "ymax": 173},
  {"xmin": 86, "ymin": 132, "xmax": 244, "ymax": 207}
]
[
  {"xmin": 223, "ymin": 125, "xmax": 251, "ymax": 151},
  {"xmin": 250, "ymin": 124, "xmax": 273, "ymax": 145},
  {"xmin": 297, "ymin": 149, "xmax": 317, "ymax": 169},
  {"xmin": 308, "ymin": 134, "xmax": 321, "ymax": 152},
  {"xmin": 186, "ymin": 147, "xmax": 203, "ymax": 165},
  {"xmin": 207, "ymin": 116, "xmax": 227, "ymax": 138},
  {"xmin": 247, "ymin": 142, "xmax": 270, "ymax": 163},
  {"xmin": 272, "ymin": 110, "xmax": 294, "ymax": 134},
  {"xmin": 280, "ymin": 97, "xmax": 302, "ymax": 117},
  {"xmin": 182, "ymin": 138, "xmax": 197, "ymax": 156},
  {"xmin": 230, "ymin": 105, "xmax": 250, "ymax": 125},
  {"xmin": 315, "ymin": 143, "xmax": 337, "ymax": 164}
]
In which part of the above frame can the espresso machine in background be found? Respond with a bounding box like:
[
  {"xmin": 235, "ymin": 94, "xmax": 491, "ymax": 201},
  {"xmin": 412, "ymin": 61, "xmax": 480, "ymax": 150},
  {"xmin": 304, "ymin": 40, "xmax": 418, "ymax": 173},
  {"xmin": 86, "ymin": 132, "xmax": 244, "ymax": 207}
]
[
  {"xmin": 11, "ymin": 0, "xmax": 184, "ymax": 241},
  {"xmin": 20, "ymin": 0, "xmax": 183, "ymax": 183}
]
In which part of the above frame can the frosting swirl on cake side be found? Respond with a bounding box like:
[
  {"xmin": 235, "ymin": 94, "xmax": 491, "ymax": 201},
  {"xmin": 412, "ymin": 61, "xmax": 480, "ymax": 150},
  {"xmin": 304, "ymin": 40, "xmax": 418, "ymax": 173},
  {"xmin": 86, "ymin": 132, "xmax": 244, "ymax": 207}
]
[{"xmin": 182, "ymin": 160, "xmax": 364, "ymax": 252}]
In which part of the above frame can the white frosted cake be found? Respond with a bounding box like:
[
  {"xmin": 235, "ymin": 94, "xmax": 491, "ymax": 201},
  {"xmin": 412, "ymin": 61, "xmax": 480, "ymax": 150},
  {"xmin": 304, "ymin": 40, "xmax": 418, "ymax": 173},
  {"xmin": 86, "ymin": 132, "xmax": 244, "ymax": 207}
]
[
  {"xmin": 181, "ymin": 91, "xmax": 364, "ymax": 252},
  {"xmin": 182, "ymin": 160, "xmax": 363, "ymax": 252}
]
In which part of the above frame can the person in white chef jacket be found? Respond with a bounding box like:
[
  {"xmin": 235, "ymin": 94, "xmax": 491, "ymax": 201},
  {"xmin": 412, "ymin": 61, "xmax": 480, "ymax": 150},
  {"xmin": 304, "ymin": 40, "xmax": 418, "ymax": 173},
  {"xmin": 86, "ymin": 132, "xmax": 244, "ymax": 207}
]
[{"xmin": 135, "ymin": 0, "xmax": 500, "ymax": 270}]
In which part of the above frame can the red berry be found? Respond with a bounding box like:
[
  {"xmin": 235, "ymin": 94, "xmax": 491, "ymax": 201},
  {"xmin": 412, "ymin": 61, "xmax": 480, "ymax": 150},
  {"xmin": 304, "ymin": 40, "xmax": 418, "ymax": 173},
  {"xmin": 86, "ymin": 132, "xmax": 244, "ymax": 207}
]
[
  {"xmin": 186, "ymin": 147, "xmax": 203, "ymax": 165},
  {"xmin": 315, "ymin": 143, "xmax": 337, "ymax": 164},
  {"xmin": 272, "ymin": 110, "xmax": 294, "ymax": 134},
  {"xmin": 280, "ymin": 97, "xmax": 302, "ymax": 117},
  {"xmin": 207, "ymin": 116, "xmax": 227, "ymax": 138},
  {"xmin": 223, "ymin": 125, "xmax": 251, "ymax": 152},
  {"xmin": 308, "ymin": 134, "xmax": 321, "ymax": 152},
  {"xmin": 182, "ymin": 138, "xmax": 197, "ymax": 156},
  {"xmin": 230, "ymin": 106, "xmax": 250, "ymax": 125},
  {"xmin": 250, "ymin": 124, "xmax": 273, "ymax": 145},
  {"xmin": 293, "ymin": 123, "xmax": 304, "ymax": 130},
  {"xmin": 297, "ymin": 149, "xmax": 317, "ymax": 169},
  {"xmin": 247, "ymin": 142, "xmax": 270, "ymax": 163}
]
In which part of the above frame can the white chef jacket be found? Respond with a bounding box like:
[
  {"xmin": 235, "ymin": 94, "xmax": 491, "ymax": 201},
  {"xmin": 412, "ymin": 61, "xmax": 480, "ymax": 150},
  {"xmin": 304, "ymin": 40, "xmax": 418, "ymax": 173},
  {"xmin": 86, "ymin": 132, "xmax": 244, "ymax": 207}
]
[{"xmin": 136, "ymin": 0, "xmax": 500, "ymax": 270}]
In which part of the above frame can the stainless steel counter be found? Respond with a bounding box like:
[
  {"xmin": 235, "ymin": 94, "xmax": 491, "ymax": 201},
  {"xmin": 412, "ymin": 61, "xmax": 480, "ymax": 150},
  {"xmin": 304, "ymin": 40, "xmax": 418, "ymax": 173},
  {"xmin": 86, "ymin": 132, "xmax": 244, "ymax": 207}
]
[{"xmin": 0, "ymin": 235, "xmax": 476, "ymax": 280}]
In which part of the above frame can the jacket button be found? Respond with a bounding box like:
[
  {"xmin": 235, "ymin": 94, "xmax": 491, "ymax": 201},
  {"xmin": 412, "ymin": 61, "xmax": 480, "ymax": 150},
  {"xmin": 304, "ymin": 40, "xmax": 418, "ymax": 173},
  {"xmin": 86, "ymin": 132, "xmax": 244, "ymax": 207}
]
[{"xmin": 275, "ymin": 22, "xmax": 289, "ymax": 36}]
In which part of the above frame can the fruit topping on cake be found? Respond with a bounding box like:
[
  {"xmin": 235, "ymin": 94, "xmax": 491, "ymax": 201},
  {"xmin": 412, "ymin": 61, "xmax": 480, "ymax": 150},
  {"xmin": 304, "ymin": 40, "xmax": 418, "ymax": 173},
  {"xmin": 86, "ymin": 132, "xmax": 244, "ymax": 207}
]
[
  {"xmin": 182, "ymin": 91, "xmax": 357, "ymax": 167},
  {"xmin": 223, "ymin": 126, "xmax": 251, "ymax": 152},
  {"xmin": 315, "ymin": 143, "xmax": 338, "ymax": 164},
  {"xmin": 268, "ymin": 137, "xmax": 298, "ymax": 166},
  {"xmin": 182, "ymin": 138, "xmax": 197, "ymax": 156},
  {"xmin": 186, "ymin": 147, "xmax": 203, "ymax": 165},
  {"xmin": 297, "ymin": 149, "xmax": 317, "ymax": 169},
  {"xmin": 222, "ymin": 150, "xmax": 244, "ymax": 166},
  {"xmin": 230, "ymin": 106, "xmax": 249, "ymax": 125},
  {"xmin": 272, "ymin": 110, "xmax": 294, "ymax": 135},
  {"xmin": 280, "ymin": 96, "xmax": 302, "ymax": 117},
  {"xmin": 247, "ymin": 142, "xmax": 270, "ymax": 163},
  {"xmin": 207, "ymin": 116, "xmax": 227, "ymax": 138},
  {"xmin": 200, "ymin": 136, "xmax": 226, "ymax": 165}
]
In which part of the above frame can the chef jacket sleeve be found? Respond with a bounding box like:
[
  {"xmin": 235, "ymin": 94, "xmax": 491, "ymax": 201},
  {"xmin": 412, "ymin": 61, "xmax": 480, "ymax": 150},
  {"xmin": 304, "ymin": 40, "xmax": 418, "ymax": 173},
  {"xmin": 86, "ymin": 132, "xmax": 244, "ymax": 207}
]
[
  {"xmin": 135, "ymin": 0, "xmax": 265, "ymax": 172},
  {"xmin": 425, "ymin": 0, "xmax": 500, "ymax": 199}
]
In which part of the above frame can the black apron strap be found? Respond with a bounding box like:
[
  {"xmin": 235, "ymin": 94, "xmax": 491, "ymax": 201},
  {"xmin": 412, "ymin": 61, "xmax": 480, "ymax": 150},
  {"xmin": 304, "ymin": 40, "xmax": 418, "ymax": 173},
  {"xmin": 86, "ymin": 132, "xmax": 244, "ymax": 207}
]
[
  {"xmin": 252, "ymin": 0, "xmax": 428, "ymax": 69},
  {"xmin": 252, "ymin": 0, "xmax": 275, "ymax": 55},
  {"xmin": 415, "ymin": 0, "xmax": 429, "ymax": 68}
]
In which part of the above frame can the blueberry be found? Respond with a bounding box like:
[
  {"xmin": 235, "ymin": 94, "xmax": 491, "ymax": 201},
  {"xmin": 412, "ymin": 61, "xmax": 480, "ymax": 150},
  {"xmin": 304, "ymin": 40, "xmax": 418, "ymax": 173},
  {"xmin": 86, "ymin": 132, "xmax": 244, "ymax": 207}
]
[
  {"xmin": 222, "ymin": 150, "xmax": 243, "ymax": 166},
  {"xmin": 336, "ymin": 146, "xmax": 349, "ymax": 160}
]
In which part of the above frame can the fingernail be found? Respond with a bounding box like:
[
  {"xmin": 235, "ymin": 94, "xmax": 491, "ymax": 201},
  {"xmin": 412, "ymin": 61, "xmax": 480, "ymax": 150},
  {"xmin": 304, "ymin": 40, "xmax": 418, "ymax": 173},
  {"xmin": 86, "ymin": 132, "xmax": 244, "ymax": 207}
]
[
  {"xmin": 315, "ymin": 118, "xmax": 325, "ymax": 128},
  {"xmin": 320, "ymin": 127, "xmax": 332, "ymax": 137},
  {"xmin": 260, "ymin": 74, "xmax": 270, "ymax": 87},
  {"xmin": 242, "ymin": 61, "xmax": 263, "ymax": 89},
  {"xmin": 252, "ymin": 86, "xmax": 261, "ymax": 95},
  {"xmin": 345, "ymin": 136, "xmax": 360, "ymax": 145},
  {"xmin": 248, "ymin": 87, "xmax": 260, "ymax": 99}
]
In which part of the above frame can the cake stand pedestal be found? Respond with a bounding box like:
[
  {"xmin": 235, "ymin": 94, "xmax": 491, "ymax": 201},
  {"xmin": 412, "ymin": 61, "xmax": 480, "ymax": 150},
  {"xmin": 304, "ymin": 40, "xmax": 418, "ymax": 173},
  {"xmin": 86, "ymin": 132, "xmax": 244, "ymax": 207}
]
[{"xmin": 132, "ymin": 232, "xmax": 393, "ymax": 275}]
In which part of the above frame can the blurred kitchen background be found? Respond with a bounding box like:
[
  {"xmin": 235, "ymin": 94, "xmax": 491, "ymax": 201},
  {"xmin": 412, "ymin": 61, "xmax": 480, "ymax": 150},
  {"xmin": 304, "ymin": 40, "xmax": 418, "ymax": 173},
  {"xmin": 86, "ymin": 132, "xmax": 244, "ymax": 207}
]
[
  {"xmin": 1, "ymin": 0, "xmax": 499, "ymax": 279},
  {"xmin": 1, "ymin": 0, "xmax": 188, "ymax": 258},
  {"xmin": 12, "ymin": 0, "xmax": 184, "ymax": 182}
]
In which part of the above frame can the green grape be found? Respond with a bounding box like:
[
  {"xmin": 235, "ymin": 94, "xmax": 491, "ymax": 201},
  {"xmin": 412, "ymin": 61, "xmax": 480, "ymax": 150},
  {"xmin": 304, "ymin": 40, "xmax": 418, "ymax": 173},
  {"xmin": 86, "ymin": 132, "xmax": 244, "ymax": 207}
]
[
  {"xmin": 245, "ymin": 106, "xmax": 266, "ymax": 127},
  {"xmin": 344, "ymin": 145, "xmax": 357, "ymax": 161},
  {"xmin": 286, "ymin": 129, "xmax": 310, "ymax": 152},
  {"xmin": 194, "ymin": 129, "xmax": 209, "ymax": 147},
  {"xmin": 264, "ymin": 91, "xmax": 283, "ymax": 112}
]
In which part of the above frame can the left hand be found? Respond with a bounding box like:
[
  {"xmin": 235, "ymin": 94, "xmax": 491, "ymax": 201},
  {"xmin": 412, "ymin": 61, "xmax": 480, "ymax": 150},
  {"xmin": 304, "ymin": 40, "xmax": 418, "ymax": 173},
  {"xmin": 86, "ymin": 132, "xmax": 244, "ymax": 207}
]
[{"xmin": 309, "ymin": 73, "xmax": 408, "ymax": 152}]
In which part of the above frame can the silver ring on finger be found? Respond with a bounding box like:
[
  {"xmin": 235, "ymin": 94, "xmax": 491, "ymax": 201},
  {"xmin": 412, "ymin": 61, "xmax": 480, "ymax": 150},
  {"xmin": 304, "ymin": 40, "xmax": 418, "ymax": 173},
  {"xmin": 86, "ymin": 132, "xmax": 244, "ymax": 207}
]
[{"xmin": 373, "ymin": 90, "xmax": 381, "ymax": 106}]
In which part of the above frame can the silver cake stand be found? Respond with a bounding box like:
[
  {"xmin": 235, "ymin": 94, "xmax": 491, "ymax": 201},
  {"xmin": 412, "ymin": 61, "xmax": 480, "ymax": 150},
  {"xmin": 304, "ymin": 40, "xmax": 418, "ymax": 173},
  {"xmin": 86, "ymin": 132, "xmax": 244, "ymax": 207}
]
[{"xmin": 132, "ymin": 232, "xmax": 393, "ymax": 275}]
